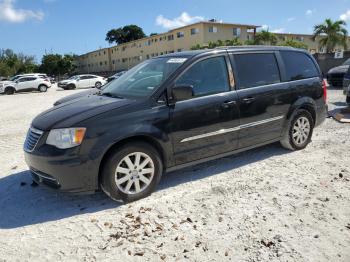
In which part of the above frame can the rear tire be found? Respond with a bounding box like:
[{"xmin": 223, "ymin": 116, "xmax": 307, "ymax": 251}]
[
  {"xmin": 280, "ymin": 109, "xmax": 314, "ymax": 151},
  {"xmin": 38, "ymin": 85, "xmax": 47, "ymax": 92},
  {"xmin": 4, "ymin": 87, "xmax": 15, "ymax": 95},
  {"xmin": 101, "ymin": 142, "xmax": 163, "ymax": 202}
]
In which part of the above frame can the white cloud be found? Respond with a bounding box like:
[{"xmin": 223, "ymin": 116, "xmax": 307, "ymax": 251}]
[
  {"xmin": 0, "ymin": 0, "xmax": 44, "ymax": 23},
  {"xmin": 287, "ymin": 17, "xmax": 295, "ymax": 22},
  {"xmin": 306, "ymin": 9, "xmax": 315, "ymax": 16},
  {"xmin": 156, "ymin": 12, "xmax": 204, "ymax": 29},
  {"xmin": 260, "ymin": 24, "xmax": 269, "ymax": 31},
  {"xmin": 271, "ymin": 28, "xmax": 286, "ymax": 33},
  {"xmin": 340, "ymin": 10, "xmax": 350, "ymax": 21}
]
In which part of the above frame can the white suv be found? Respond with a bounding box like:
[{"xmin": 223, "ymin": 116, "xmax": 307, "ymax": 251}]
[
  {"xmin": 0, "ymin": 76, "xmax": 51, "ymax": 95},
  {"xmin": 58, "ymin": 74, "xmax": 107, "ymax": 90}
]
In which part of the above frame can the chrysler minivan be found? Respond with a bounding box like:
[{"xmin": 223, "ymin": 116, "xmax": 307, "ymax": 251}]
[{"xmin": 24, "ymin": 46, "xmax": 327, "ymax": 202}]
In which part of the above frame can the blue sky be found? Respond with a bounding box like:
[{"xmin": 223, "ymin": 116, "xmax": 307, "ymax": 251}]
[{"xmin": 0, "ymin": 0, "xmax": 350, "ymax": 62}]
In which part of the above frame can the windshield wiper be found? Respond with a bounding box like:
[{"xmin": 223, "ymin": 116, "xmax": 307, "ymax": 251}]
[{"xmin": 97, "ymin": 91, "xmax": 124, "ymax": 99}]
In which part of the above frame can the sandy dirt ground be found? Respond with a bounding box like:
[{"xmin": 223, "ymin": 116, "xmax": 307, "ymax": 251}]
[{"xmin": 0, "ymin": 86, "xmax": 349, "ymax": 262}]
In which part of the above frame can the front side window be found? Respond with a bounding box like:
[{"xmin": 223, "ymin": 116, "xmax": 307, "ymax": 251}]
[
  {"xmin": 101, "ymin": 57, "xmax": 186, "ymax": 98},
  {"xmin": 280, "ymin": 51, "xmax": 319, "ymax": 81},
  {"xmin": 234, "ymin": 53, "xmax": 280, "ymax": 88},
  {"xmin": 175, "ymin": 56, "xmax": 230, "ymax": 97}
]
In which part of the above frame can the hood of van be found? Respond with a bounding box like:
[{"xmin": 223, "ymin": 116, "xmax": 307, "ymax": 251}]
[
  {"xmin": 53, "ymin": 88, "xmax": 99, "ymax": 106},
  {"xmin": 32, "ymin": 94, "xmax": 133, "ymax": 131},
  {"xmin": 328, "ymin": 65, "xmax": 349, "ymax": 75}
]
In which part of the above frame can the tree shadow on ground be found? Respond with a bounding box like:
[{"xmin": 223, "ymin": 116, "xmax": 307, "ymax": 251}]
[{"xmin": 0, "ymin": 143, "xmax": 289, "ymax": 229}]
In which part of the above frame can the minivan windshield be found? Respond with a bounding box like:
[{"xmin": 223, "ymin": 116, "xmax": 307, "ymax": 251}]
[{"xmin": 101, "ymin": 57, "xmax": 187, "ymax": 98}]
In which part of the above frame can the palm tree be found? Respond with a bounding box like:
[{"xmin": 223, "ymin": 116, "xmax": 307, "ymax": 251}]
[{"xmin": 313, "ymin": 19, "xmax": 348, "ymax": 52}]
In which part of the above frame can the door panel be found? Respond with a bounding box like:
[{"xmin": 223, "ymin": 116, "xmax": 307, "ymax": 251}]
[
  {"xmin": 170, "ymin": 92, "xmax": 240, "ymax": 164},
  {"xmin": 230, "ymin": 52, "xmax": 289, "ymax": 148},
  {"xmin": 236, "ymin": 83, "xmax": 288, "ymax": 148},
  {"xmin": 169, "ymin": 55, "xmax": 240, "ymax": 165}
]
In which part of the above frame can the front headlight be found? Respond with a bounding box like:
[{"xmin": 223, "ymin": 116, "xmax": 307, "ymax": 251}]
[{"xmin": 46, "ymin": 128, "xmax": 86, "ymax": 149}]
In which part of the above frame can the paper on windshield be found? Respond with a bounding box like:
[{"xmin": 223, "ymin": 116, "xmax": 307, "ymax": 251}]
[{"xmin": 166, "ymin": 58, "xmax": 187, "ymax": 64}]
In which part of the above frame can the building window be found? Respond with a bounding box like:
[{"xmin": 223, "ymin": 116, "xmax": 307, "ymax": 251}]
[
  {"xmin": 233, "ymin": 28, "xmax": 241, "ymax": 37},
  {"xmin": 191, "ymin": 28, "xmax": 199, "ymax": 35},
  {"xmin": 146, "ymin": 54, "xmax": 150, "ymax": 59},
  {"xmin": 296, "ymin": 36, "xmax": 304, "ymax": 42},
  {"xmin": 209, "ymin": 26, "xmax": 218, "ymax": 33},
  {"xmin": 99, "ymin": 62, "xmax": 102, "ymax": 66},
  {"xmin": 167, "ymin": 34, "xmax": 174, "ymax": 41},
  {"xmin": 177, "ymin": 48, "xmax": 183, "ymax": 52},
  {"xmin": 104, "ymin": 51, "xmax": 106, "ymax": 55},
  {"xmin": 112, "ymin": 60, "xmax": 115, "ymax": 64},
  {"xmin": 177, "ymin": 31, "xmax": 185, "ymax": 38},
  {"xmin": 105, "ymin": 61, "xmax": 107, "ymax": 65}
]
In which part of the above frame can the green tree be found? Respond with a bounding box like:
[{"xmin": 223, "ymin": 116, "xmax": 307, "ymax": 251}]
[
  {"xmin": 190, "ymin": 38, "xmax": 242, "ymax": 50},
  {"xmin": 39, "ymin": 54, "xmax": 76, "ymax": 76},
  {"xmin": 254, "ymin": 30, "xmax": 278, "ymax": 45},
  {"xmin": 281, "ymin": 40, "xmax": 308, "ymax": 49},
  {"xmin": 0, "ymin": 49, "xmax": 37, "ymax": 76},
  {"xmin": 105, "ymin": 25, "xmax": 146, "ymax": 44},
  {"xmin": 313, "ymin": 18, "xmax": 348, "ymax": 52},
  {"xmin": 150, "ymin": 33, "xmax": 158, "ymax": 36}
]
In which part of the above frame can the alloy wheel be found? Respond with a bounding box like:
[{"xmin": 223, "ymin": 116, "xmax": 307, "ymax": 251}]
[
  {"xmin": 292, "ymin": 116, "xmax": 310, "ymax": 146},
  {"xmin": 115, "ymin": 152, "xmax": 154, "ymax": 195}
]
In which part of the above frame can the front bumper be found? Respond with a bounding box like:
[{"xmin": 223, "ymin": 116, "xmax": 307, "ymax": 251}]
[{"xmin": 24, "ymin": 135, "xmax": 100, "ymax": 193}]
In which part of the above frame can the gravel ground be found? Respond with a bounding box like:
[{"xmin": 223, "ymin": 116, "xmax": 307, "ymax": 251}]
[{"xmin": 0, "ymin": 86, "xmax": 349, "ymax": 262}]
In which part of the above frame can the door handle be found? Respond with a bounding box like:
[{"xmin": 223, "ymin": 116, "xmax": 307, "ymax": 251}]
[
  {"xmin": 221, "ymin": 100, "xmax": 237, "ymax": 109},
  {"xmin": 242, "ymin": 97, "xmax": 255, "ymax": 104}
]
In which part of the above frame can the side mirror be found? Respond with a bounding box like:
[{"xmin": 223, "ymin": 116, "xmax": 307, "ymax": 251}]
[{"xmin": 171, "ymin": 85, "xmax": 194, "ymax": 102}]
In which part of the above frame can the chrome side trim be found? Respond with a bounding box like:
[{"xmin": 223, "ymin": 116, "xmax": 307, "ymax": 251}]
[
  {"xmin": 180, "ymin": 115, "xmax": 284, "ymax": 143},
  {"xmin": 181, "ymin": 126, "xmax": 240, "ymax": 143}
]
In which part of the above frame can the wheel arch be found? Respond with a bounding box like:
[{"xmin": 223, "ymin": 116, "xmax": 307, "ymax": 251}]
[
  {"xmin": 5, "ymin": 85, "xmax": 16, "ymax": 92},
  {"xmin": 97, "ymin": 134, "xmax": 167, "ymax": 187},
  {"xmin": 286, "ymin": 97, "xmax": 316, "ymax": 126}
]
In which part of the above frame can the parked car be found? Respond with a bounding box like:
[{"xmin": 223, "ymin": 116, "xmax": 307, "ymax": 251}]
[
  {"xmin": 107, "ymin": 71, "xmax": 127, "ymax": 83},
  {"xmin": 0, "ymin": 76, "xmax": 51, "ymax": 95},
  {"xmin": 343, "ymin": 66, "xmax": 350, "ymax": 104},
  {"xmin": 58, "ymin": 74, "xmax": 107, "ymax": 90},
  {"xmin": 24, "ymin": 46, "xmax": 327, "ymax": 202},
  {"xmin": 327, "ymin": 58, "xmax": 350, "ymax": 87},
  {"xmin": 9, "ymin": 73, "xmax": 48, "ymax": 82}
]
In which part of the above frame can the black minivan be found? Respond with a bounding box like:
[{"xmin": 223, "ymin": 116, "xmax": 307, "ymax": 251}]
[{"xmin": 24, "ymin": 46, "xmax": 327, "ymax": 202}]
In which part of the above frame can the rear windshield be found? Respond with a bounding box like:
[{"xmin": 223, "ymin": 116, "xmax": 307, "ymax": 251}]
[{"xmin": 280, "ymin": 51, "xmax": 319, "ymax": 81}]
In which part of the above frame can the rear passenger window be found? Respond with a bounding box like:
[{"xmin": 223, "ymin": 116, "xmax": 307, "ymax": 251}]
[
  {"xmin": 176, "ymin": 56, "xmax": 230, "ymax": 97},
  {"xmin": 280, "ymin": 51, "xmax": 319, "ymax": 81},
  {"xmin": 234, "ymin": 53, "xmax": 280, "ymax": 88}
]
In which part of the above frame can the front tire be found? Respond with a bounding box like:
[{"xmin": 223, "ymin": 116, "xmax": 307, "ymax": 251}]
[
  {"xmin": 101, "ymin": 142, "xmax": 163, "ymax": 202},
  {"xmin": 95, "ymin": 82, "xmax": 102, "ymax": 89},
  {"xmin": 67, "ymin": 84, "xmax": 76, "ymax": 90},
  {"xmin": 4, "ymin": 87, "xmax": 15, "ymax": 95},
  {"xmin": 38, "ymin": 85, "xmax": 47, "ymax": 92},
  {"xmin": 280, "ymin": 109, "xmax": 314, "ymax": 151}
]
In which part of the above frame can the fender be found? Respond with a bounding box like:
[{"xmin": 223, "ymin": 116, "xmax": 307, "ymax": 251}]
[{"xmin": 283, "ymin": 96, "xmax": 317, "ymax": 130}]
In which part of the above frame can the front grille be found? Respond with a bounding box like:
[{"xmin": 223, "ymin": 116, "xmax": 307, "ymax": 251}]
[{"xmin": 24, "ymin": 127, "xmax": 43, "ymax": 152}]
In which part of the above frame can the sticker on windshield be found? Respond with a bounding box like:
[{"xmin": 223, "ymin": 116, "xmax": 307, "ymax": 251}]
[{"xmin": 167, "ymin": 58, "xmax": 187, "ymax": 64}]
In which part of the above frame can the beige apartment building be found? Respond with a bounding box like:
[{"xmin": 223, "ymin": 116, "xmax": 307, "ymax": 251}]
[{"xmin": 75, "ymin": 21, "xmax": 350, "ymax": 74}]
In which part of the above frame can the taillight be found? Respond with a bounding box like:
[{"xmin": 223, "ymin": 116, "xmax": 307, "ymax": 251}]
[{"xmin": 322, "ymin": 79, "xmax": 327, "ymax": 103}]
